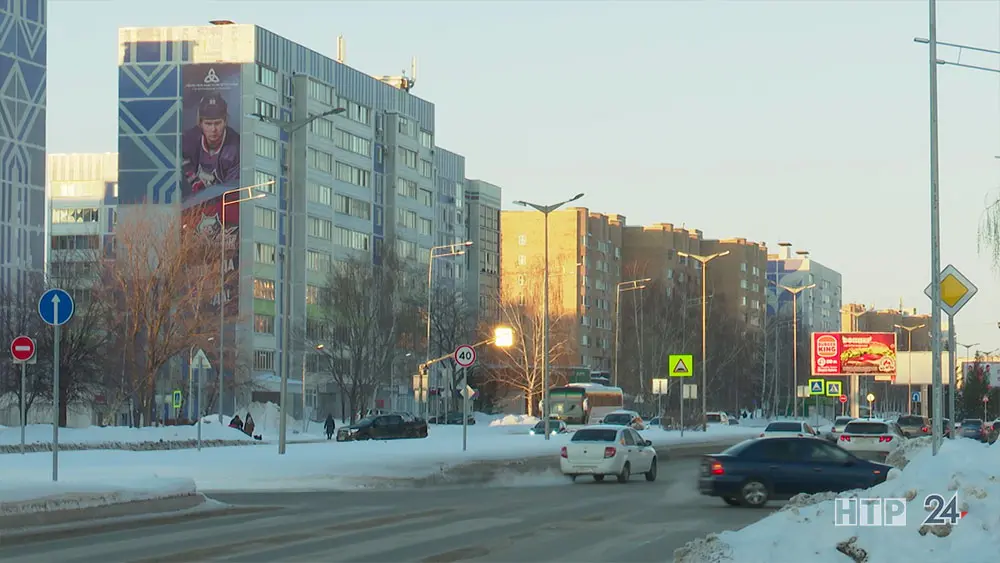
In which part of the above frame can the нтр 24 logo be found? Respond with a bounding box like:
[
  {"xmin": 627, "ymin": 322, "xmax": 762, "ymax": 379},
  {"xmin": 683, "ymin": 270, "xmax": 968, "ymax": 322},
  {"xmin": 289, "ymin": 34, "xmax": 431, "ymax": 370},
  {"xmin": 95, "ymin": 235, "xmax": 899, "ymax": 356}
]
[{"xmin": 834, "ymin": 493, "xmax": 966, "ymax": 526}]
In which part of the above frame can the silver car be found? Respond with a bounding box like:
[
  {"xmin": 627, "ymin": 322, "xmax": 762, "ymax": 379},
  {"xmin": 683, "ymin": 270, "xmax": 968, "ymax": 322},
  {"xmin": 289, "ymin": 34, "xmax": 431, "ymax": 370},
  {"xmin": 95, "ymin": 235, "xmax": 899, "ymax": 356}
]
[{"xmin": 826, "ymin": 416, "xmax": 856, "ymax": 442}]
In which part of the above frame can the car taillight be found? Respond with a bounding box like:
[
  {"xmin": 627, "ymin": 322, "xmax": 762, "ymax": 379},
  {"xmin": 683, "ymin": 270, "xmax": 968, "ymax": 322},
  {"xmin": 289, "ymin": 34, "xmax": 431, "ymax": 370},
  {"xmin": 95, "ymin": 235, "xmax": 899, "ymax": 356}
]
[
  {"xmin": 879, "ymin": 436, "xmax": 893, "ymax": 443},
  {"xmin": 560, "ymin": 447, "xmax": 567, "ymax": 458},
  {"xmin": 921, "ymin": 426, "xmax": 929, "ymax": 432},
  {"xmin": 710, "ymin": 461, "xmax": 725, "ymax": 475},
  {"xmin": 604, "ymin": 447, "xmax": 616, "ymax": 458},
  {"xmin": 840, "ymin": 435, "xmax": 851, "ymax": 442},
  {"xmin": 797, "ymin": 433, "xmax": 803, "ymax": 437},
  {"xmin": 759, "ymin": 433, "xmax": 765, "ymax": 437}
]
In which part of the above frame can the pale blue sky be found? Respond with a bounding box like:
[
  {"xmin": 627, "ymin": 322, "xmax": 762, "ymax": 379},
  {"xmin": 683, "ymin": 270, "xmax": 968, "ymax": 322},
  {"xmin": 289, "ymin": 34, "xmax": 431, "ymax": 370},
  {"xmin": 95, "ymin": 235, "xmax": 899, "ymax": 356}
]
[{"xmin": 47, "ymin": 0, "xmax": 1000, "ymax": 348}]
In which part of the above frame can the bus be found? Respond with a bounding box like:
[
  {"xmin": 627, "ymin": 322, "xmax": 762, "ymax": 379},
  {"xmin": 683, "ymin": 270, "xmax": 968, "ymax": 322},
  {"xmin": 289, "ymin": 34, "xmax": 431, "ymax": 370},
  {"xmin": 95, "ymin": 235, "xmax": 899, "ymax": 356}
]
[{"xmin": 543, "ymin": 383, "xmax": 624, "ymax": 425}]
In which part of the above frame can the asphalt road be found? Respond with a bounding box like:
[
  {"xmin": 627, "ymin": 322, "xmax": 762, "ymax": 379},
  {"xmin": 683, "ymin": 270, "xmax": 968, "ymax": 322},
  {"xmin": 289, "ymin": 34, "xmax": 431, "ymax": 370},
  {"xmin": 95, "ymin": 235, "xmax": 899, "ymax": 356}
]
[{"xmin": 0, "ymin": 458, "xmax": 777, "ymax": 563}]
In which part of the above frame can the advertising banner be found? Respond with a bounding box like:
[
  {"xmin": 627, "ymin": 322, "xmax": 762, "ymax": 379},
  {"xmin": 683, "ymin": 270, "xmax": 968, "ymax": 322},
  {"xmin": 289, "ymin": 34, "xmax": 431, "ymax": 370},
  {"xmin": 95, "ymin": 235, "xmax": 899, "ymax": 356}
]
[
  {"xmin": 960, "ymin": 361, "xmax": 999, "ymax": 389},
  {"xmin": 812, "ymin": 332, "xmax": 897, "ymax": 376},
  {"xmin": 179, "ymin": 63, "xmax": 242, "ymax": 320}
]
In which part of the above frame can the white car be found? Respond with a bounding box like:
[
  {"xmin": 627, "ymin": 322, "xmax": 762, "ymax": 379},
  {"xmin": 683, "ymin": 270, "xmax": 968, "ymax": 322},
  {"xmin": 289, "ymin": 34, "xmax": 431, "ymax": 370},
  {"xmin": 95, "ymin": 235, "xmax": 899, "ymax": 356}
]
[
  {"xmin": 758, "ymin": 421, "xmax": 819, "ymax": 438},
  {"xmin": 560, "ymin": 425, "xmax": 657, "ymax": 483},
  {"xmin": 706, "ymin": 412, "xmax": 729, "ymax": 425},
  {"xmin": 837, "ymin": 419, "xmax": 903, "ymax": 460},
  {"xmin": 599, "ymin": 410, "xmax": 646, "ymax": 430},
  {"xmin": 825, "ymin": 416, "xmax": 856, "ymax": 442}
]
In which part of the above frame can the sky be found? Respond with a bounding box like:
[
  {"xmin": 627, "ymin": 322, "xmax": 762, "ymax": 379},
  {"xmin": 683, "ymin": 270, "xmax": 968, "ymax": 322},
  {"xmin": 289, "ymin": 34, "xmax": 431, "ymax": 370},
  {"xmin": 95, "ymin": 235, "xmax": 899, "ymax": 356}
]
[{"xmin": 46, "ymin": 0, "xmax": 1000, "ymax": 350}]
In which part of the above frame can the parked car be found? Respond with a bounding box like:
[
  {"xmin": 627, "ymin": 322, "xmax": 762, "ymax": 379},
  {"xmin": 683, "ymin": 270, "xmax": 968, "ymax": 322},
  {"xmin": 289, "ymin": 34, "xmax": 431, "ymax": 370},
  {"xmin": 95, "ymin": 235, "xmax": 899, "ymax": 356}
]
[
  {"xmin": 759, "ymin": 421, "xmax": 819, "ymax": 438},
  {"xmin": 600, "ymin": 410, "xmax": 646, "ymax": 430},
  {"xmin": 427, "ymin": 412, "xmax": 476, "ymax": 425},
  {"xmin": 837, "ymin": 419, "xmax": 903, "ymax": 461},
  {"xmin": 336, "ymin": 413, "xmax": 428, "ymax": 441},
  {"xmin": 825, "ymin": 416, "xmax": 856, "ymax": 442},
  {"xmin": 698, "ymin": 436, "xmax": 891, "ymax": 507},
  {"xmin": 960, "ymin": 419, "xmax": 987, "ymax": 441},
  {"xmin": 560, "ymin": 425, "xmax": 657, "ymax": 483},
  {"xmin": 706, "ymin": 412, "xmax": 730, "ymax": 425},
  {"xmin": 895, "ymin": 415, "xmax": 931, "ymax": 438},
  {"xmin": 988, "ymin": 420, "xmax": 1000, "ymax": 444},
  {"xmin": 530, "ymin": 419, "xmax": 568, "ymax": 435}
]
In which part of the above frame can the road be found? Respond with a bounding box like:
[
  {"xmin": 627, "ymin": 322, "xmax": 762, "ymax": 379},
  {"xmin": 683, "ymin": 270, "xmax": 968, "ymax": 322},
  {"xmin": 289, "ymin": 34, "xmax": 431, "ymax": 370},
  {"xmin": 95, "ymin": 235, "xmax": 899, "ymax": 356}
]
[{"xmin": 0, "ymin": 458, "xmax": 777, "ymax": 562}]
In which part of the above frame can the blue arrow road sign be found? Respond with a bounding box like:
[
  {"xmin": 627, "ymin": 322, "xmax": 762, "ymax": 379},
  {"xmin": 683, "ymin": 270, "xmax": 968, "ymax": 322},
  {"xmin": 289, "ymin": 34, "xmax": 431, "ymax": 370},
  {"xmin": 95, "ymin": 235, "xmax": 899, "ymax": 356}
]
[
  {"xmin": 912, "ymin": 391, "xmax": 921, "ymax": 403},
  {"xmin": 38, "ymin": 288, "xmax": 74, "ymax": 326}
]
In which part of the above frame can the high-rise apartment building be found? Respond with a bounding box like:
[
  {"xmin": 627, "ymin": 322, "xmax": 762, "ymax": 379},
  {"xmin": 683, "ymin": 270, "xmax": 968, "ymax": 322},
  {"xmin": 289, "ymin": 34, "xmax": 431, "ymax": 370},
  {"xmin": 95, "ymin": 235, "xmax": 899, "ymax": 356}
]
[
  {"xmin": 116, "ymin": 22, "xmax": 484, "ymax": 418},
  {"xmin": 501, "ymin": 208, "xmax": 625, "ymax": 372},
  {"xmin": 433, "ymin": 147, "xmax": 466, "ymax": 283},
  {"xmin": 464, "ymin": 179, "xmax": 501, "ymax": 325},
  {"xmin": 0, "ymin": 0, "xmax": 46, "ymax": 287},
  {"xmin": 700, "ymin": 238, "xmax": 768, "ymax": 328},
  {"xmin": 767, "ymin": 243, "xmax": 842, "ymax": 333}
]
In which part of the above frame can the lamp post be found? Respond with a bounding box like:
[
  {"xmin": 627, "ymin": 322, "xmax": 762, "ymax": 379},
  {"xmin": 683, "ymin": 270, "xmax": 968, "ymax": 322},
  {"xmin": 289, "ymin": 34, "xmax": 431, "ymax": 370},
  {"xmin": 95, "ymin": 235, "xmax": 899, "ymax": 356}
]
[
  {"xmin": 425, "ymin": 241, "xmax": 473, "ymax": 419},
  {"xmin": 842, "ymin": 307, "xmax": 866, "ymax": 417},
  {"xmin": 613, "ymin": 278, "xmax": 651, "ymax": 388},
  {"xmin": 895, "ymin": 323, "xmax": 926, "ymax": 415},
  {"xmin": 777, "ymin": 283, "xmax": 815, "ymax": 418},
  {"xmin": 677, "ymin": 250, "xmax": 730, "ymax": 431},
  {"xmin": 251, "ymin": 95, "xmax": 345, "ymax": 455},
  {"xmin": 513, "ymin": 193, "xmax": 585, "ymax": 439},
  {"xmin": 216, "ymin": 183, "xmax": 272, "ymax": 425}
]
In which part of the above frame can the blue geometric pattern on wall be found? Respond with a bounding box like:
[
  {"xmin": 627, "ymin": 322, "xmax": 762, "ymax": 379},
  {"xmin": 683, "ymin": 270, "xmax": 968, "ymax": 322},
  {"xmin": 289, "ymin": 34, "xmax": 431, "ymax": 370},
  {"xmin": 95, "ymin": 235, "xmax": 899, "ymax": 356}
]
[{"xmin": 118, "ymin": 65, "xmax": 178, "ymax": 100}]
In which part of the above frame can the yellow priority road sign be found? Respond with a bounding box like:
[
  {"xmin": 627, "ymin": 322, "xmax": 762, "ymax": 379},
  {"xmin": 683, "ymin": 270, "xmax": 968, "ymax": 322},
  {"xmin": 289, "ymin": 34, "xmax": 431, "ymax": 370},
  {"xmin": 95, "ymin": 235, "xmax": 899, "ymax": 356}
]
[
  {"xmin": 923, "ymin": 264, "xmax": 977, "ymax": 316},
  {"xmin": 668, "ymin": 354, "xmax": 693, "ymax": 377}
]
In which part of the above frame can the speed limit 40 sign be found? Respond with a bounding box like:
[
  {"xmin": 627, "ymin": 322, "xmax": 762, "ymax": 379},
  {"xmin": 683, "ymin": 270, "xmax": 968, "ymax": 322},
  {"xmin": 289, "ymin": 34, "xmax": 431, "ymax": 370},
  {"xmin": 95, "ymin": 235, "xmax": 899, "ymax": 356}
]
[{"xmin": 454, "ymin": 345, "xmax": 476, "ymax": 368}]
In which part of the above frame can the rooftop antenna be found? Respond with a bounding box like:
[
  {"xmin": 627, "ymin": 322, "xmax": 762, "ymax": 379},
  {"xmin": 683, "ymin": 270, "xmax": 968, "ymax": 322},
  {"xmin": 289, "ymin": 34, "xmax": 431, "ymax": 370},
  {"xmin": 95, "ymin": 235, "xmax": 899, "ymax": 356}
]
[
  {"xmin": 336, "ymin": 35, "xmax": 345, "ymax": 64},
  {"xmin": 375, "ymin": 56, "xmax": 417, "ymax": 92}
]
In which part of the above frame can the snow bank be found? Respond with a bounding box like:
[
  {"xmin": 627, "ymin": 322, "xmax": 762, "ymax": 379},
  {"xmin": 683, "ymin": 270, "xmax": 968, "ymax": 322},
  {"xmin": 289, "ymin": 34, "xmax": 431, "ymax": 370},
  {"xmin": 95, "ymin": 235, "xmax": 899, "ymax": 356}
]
[
  {"xmin": 675, "ymin": 439, "xmax": 1000, "ymax": 563},
  {"xmin": 0, "ymin": 477, "xmax": 197, "ymax": 515},
  {"xmin": 489, "ymin": 414, "xmax": 539, "ymax": 427}
]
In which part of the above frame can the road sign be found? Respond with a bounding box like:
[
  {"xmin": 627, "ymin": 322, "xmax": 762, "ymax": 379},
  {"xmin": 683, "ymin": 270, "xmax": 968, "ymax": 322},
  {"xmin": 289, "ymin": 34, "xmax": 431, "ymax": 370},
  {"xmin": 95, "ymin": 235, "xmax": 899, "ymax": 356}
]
[
  {"xmin": 10, "ymin": 336, "xmax": 35, "ymax": 363},
  {"xmin": 172, "ymin": 390, "xmax": 182, "ymax": 409},
  {"xmin": 825, "ymin": 381, "xmax": 842, "ymax": 397},
  {"xmin": 912, "ymin": 391, "xmax": 921, "ymax": 403},
  {"xmin": 866, "ymin": 393, "xmax": 875, "ymax": 403},
  {"xmin": 38, "ymin": 288, "xmax": 74, "ymax": 326},
  {"xmin": 983, "ymin": 396, "xmax": 990, "ymax": 403},
  {"xmin": 924, "ymin": 264, "xmax": 978, "ymax": 316},
  {"xmin": 454, "ymin": 345, "xmax": 476, "ymax": 368},
  {"xmin": 839, "ymin": 395, "xmax": 848, "ymax": 404},
  {"xmin": 682, "ymin": 384, "xmax": 697, "ymax": 399},
  {"xmin": 461, "ymin": 385, "xmax": 477, "ymax": 400},
  {"xmin": 796, "ymin": 385, "xmax": 810, "ymax": 398},
  {"xmin": 570, "ymin": 367, "xmax": 590, "ymax": 383},
  {"xmin": 668, "ymin": 354, "xmax": 693, "ymax": 377},
  {"xmin": 808, "ymin": 379, "xmax": 825, "ymax": 395},
  {"xmin": 651, "ymin": 378, "xmax": 669, "ymax": 394}
]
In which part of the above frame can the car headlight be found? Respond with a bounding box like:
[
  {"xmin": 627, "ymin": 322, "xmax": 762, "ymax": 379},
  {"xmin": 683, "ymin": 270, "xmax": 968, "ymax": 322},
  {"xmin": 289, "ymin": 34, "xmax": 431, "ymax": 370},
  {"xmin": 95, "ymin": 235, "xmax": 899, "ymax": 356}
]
[{"xmin": 529, "ymin": 430, "xmax": 536, "ymax": 435}]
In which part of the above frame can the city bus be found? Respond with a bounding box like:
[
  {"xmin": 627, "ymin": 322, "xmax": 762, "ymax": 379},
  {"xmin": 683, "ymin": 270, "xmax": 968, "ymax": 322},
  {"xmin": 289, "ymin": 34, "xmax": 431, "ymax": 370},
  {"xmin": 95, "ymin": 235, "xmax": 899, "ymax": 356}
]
[{"xmin": 543, "ymin": 383, "xmax": 624, "ymax": 425}]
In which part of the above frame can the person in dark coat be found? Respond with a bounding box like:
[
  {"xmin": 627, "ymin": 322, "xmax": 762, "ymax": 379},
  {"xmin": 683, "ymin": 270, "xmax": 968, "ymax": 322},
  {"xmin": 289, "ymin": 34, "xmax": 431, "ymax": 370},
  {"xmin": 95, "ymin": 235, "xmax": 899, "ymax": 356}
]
[
  {"xmin": 324, "ymin": 414, "xmax": 336, "ymax": 440},
  {"xmin": 229, "ymin": 414, "xmax": 243, "ymax": 431},
  {"xmin": 243, "ymin": 412, "xmax": 256, "ymax": 436}
]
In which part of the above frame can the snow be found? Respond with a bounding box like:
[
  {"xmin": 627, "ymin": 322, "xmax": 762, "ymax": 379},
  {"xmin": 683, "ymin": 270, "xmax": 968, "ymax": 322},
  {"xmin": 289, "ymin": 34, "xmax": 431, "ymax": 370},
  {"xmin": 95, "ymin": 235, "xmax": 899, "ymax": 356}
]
[
  {"xmin": 489, "ymin": 414, "xmax": 539, "ymax": 427},
  {"xmin": 675, "ymin": 438, "xmax": 1000, "ymax": 563},
  {"xmin": 0, "ymin": 477, "xmax": 197, "ymax": 515}
]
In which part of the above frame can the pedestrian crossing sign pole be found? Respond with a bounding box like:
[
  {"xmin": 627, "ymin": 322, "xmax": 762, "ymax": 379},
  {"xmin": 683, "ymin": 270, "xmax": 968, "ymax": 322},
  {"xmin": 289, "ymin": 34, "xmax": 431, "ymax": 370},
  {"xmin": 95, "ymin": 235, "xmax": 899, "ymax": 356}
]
[
  {"xmin": 668, "ymin": 354, "xmax": 693, "ymax": 438},
  {"xmin": 808, "ymin": 379, "xmax": 824, "ymax": 426}
]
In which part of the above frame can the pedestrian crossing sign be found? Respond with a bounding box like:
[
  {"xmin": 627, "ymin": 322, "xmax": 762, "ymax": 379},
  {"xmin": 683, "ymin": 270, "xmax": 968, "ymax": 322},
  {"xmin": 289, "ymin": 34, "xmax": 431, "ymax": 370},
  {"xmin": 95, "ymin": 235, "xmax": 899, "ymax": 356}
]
[
  {"xmin": 808, "ymin": 379, "xmax": 825, "ymax": 396},
  {"xmin": 825, "ymin": 381, "xmax": 842, "ymax": 397},
  {"xmin": 668, "ymin": 354, "xmax": 693, "ymax": 377}
]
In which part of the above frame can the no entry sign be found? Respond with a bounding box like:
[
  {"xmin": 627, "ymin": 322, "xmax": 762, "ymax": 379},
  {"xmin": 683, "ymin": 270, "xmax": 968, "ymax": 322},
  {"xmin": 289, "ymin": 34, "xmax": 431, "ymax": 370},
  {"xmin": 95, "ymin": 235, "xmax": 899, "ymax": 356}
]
[{"xmin": 10, "ymin": 336, "xmax": 35, "ymax": 362}]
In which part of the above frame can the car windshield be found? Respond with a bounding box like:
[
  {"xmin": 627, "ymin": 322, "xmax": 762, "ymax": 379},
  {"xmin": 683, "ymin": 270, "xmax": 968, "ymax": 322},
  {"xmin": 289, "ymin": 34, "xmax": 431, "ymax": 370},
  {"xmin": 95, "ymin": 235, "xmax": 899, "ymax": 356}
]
[
  {"xmin": 706, "ymin": 413, "xmax": 723, "ymax": 423},
  {"xmin": 572, "ymin": 429, "xmax": 619, "ymax": 442},
  {"xmin": 765, "ymin": 422, "xmax": 802, "ymax": 432},
  {"xmin": 533, "ymin": 421, "xmax": 556, "ymax": 430},
  {"xmin": 602, "ymin": 414, "xmax": 633, "ymax": 425},
  {"xmin": 844, "ymin": 422, "xmax": 889, "ymax": 435},
  {"xmin": 963, "ymin": 420, "xmax": 983, "ymax": 428},
  {"xmin": 835, "ymin": 417, "xmax": 854, "ymax": 425},
  {"xmin": 355, "ymin": 416, "xmax": 376, "ymax": 426},
  {"xmin": 897, "ymin": 416, "xmax": 925, "ymax": 425}
]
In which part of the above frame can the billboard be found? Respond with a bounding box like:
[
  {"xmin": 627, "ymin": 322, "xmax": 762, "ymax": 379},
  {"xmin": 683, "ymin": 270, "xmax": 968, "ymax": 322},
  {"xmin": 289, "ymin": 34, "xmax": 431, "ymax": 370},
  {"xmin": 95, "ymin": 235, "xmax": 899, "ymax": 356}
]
[
  {"xmin": 179, "ymin": 63, "xmax": 242, "ymax": 318},
  {"xmin": 812, "ymin": 332, "xmax": 897, "ymax": 376},
  {"xmin": 960, "ymin": 361, "xmax": 999, "ymax": 389}
]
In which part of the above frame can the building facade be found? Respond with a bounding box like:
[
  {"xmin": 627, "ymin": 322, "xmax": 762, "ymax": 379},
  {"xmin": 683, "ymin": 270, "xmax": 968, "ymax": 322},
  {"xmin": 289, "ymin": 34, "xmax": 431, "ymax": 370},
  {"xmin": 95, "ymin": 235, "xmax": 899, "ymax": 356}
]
[
  {"xmin": 464, "ymin": 179, "xmax": 501, "ymax": 325},
  {"xmin": 116, "ymin": 22, "xmax": 483, "ymax": 419},
  {"xmin": 432, "ymin": 147, "xmax": 466, "ymax": 283},
  {"xmin": 766, "ymin": 244, "xmax": 842, "ymax": 333},
  {"xmin": 0, "ymin": 0, "xmax": 47, "ymax": 288}
]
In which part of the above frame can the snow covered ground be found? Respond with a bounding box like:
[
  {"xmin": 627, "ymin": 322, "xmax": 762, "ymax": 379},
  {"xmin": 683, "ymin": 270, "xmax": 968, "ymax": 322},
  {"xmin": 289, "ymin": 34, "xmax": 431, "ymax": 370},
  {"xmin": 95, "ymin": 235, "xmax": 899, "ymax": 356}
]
[
  {"xmin": 676, "ymin": 438, "xmax": 1000, "ymax": 563},
  {"xmin": 0, "ymin": 477, "xmax": 197, "ymax": 515}
]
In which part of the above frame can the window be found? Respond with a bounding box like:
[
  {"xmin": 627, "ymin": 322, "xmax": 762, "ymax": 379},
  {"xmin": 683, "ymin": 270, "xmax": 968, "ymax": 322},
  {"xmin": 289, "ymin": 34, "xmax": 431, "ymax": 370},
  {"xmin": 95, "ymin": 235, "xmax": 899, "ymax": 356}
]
[
  {"xmin": 255, "ymin": 135, "xmax": 278, "ymax": 159},
  {"xmin": 309, "ymin": 117, "xmax": 335, "ymax": 140},
  {"xmin": 254, "ymin": 98, "xmax": 276, "ymax": 120},
  {"xmin": 308, "ymin": 79, "xmax": 334, "ymax": 105},
  {"xmin": 419, "ymin": 159, "xmax": 433, "ymax": 178},
  {"xmin": 399, "ymin": 147, "xmax": 417, "ymax": 169},
  {"xmin": 336, "ymin": 226, "xmax": 370, "ymax": 250},
  {"xmin": 254, "ymin": 314, "xmax": 274, "ymax": 334},
  {"xmin": 397, "ymin": 208, "xmax": 417, "ymax": 229},
  {"xmin": 253, "ymin": 350, "xmax": 276, "ymax": 371},
  {"xmin": 256, "ymin": 65, "xmax": 277, "ymax": 89},
  {"xmin": 335, "ymin": 129, "xmax": 372, "ymax": 157},
  {"xmin": 518, "ymin": 235, "xmax": 527, "ymax": 246},
  {"xmin": 308, "ymin": 148, "xmax": 334, "ymax": 173},
  {"xmin": 396, "ymin": 177, "xmax": 417, "ymax": 199},
  {"xmin": 306, "ymin": 250, "xmax": 331, "ymax": 272},
  {"xmin": 335, "ymin": 162, "xmax": 371, "ymax": 187},
  {"xmin": 306, "ymin": 285, "xmax": 320, "ymax": 305},
  {"xmin": 398, "ymin": 117, "xmax": 416, "ymax": 137},
  {"xmin": 741, "ymin": 262, "xmax": 748, "ymax": 272},
  {"xmin": 417, "ymin": 247, "xmax": 430, "ymax": 264},
  {"xmin": 51, "ymin": 235, "xmax": 99, "ymax": 250},
  {"xmin": 253, "ymin": 278, "xmax": 276, "ymax": 300},
  {"xmin": 740, "ymin": 279, "xmax": 748, "ymax": 289},
  {"xmin": 396, "ymin": 239, "xmax": 416, "ymax": 260},
  {"xmin": 418, "ymin": 217, "xmax": 432, "ymax": 236},
  {"xmin": 51, "ymin": 208, "xmax": 99, "ymax": 223},
  {"xmin": 334, "ymin": 194, "xmax": 372, "ymax": 219},
  {"xmin": 418, "ymin": 188, "xmax": 433, "ymax": 207},
  {"xmin": 518, "ymin": 255, "xmax": 527, "ymax": 266},
  {"xmin": 307, "ymin": 182, "xmax": 333, "ymax": 206},
  {"xmin": 255, "ymin": 242, "xmax": 276, "ymax": 264},
  {"xmin": 255, "ymin": 207, "xmax": 277, "ymax": 230},
  {"xmin": 336, "ymin": 96, "xmax": 371, "ymax": 125},
  {"xmin": 255, "ymin": 170, "xmax": 276, "ymax": 193},
  {"xmin": 308, "ymin": 216, "xmax": 333, "ymax": 240},
  {"xmin": 419, "ymin": 130, "xmax": 433, "ymax": 148}
]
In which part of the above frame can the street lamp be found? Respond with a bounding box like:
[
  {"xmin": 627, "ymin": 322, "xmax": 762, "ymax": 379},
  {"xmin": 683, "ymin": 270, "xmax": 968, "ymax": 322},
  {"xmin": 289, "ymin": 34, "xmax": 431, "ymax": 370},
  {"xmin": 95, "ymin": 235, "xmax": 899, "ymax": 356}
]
[
  {"xmin": 513, "ymin": 193, "xmax": 585, "ymax": 439},
  {"xmin": 895, "ymin": 323, "xmax": 927, "ymax": 415},
  {"xmin": 424, "ymin": 241, "xmax": 473, "ymax": 419},
  {"xmin": 251, "ymin": 96, "xmax": 346, "ymax": 456},
  {"xmin": 216, "ymin": 182, "xmax": 272, "ymax": 426},
  {"xmin": 841, "ymin": 307, "xmax": 866, "ymax": 417},
  {"xmin": 777, "ymin": 283, "xmax": 815, "ymax": 418},
  {"xmin": 677, "ymin": 250, "xmax": 730, "ymax": 431},
  {"xmin": 613, "ymin": 278, "xmax": 651, "ymax": 388}
]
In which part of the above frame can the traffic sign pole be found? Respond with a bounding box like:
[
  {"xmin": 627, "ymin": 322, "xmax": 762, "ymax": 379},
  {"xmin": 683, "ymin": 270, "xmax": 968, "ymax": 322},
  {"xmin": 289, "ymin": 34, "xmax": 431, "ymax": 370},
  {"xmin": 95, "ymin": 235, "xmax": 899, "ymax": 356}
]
[
  {"xmin": 38, "ymin": 288, "xmax": 74, "ymax": 482},
  {"xmin": 20, "ymin": 361, "xmax": 26, "ymax": 454},
  {"xmin": 453, "ymin": 345, "xmax": 477, "ymax": 449},
  {"xmin": 948, "ymin": 313, "xmax": 957, "ymax": 440}
]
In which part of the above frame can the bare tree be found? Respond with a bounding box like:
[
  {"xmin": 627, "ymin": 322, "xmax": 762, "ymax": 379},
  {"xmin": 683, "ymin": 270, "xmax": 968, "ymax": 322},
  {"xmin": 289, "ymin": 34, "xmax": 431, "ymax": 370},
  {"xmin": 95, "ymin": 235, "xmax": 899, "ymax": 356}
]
[
  {"xmin": 429, "ymin": 284, "xmax": 477, "ymax": 409},
  {"xmin": 97, "ymin": 205, "xmax": 226, "ymax": 426}
]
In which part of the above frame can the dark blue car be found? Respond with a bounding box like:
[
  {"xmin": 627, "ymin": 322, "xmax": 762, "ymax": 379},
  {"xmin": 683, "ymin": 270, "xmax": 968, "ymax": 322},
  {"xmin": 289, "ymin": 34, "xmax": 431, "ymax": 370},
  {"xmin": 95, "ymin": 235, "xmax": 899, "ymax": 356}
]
[{"xmin": 698, "ymin": 436, "xmax": 891, "ymax": 507}]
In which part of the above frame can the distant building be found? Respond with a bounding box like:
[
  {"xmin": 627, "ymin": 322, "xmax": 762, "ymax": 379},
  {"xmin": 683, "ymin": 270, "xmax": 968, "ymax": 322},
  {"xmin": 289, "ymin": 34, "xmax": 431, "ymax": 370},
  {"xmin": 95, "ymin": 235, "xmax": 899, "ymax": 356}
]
[
  {"xmin": 464, "ymin": 179, "xmax": 501, "ymax": 325},
  {"xmin": 766, "ymin": 244, "xmax": 842, "ymax": 333}
]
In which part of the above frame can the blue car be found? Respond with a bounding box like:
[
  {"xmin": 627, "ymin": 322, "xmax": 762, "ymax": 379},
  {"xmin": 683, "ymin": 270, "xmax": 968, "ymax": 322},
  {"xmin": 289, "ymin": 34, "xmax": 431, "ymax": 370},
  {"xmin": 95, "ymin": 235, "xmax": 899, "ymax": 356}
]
[{"xmin": 698, "ymin": 436, "xmax": 892, "ymax": 507}]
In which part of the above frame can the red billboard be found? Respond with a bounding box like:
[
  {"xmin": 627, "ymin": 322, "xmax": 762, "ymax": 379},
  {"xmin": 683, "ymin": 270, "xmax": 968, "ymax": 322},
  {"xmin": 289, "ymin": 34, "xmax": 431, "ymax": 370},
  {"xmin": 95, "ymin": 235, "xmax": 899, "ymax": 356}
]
[{"xmin": 811, "ymin": 332, "xmax": 897, "ymax": 376}]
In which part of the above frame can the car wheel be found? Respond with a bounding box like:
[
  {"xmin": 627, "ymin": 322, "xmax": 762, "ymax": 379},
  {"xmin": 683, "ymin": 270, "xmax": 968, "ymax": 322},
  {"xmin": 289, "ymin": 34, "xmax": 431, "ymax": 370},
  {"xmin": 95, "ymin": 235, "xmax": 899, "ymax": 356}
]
[
  {"xmin": 617, "ymin": 462, "xmax": 631, "ymax": 483},
  {"xmin": 723, "ymin": 497, "xmax": 740, "ymax": 506},
  {"xmin": 593, "ymin": 475, "xmax": 605, "ymax": 482},
  {"xmin": 645, "ymin": 458, "xmax": 657, "ymax": 482},
  {"xmin": 739, "ymin": 479, "xmax": 769, "ymax": 507}
]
